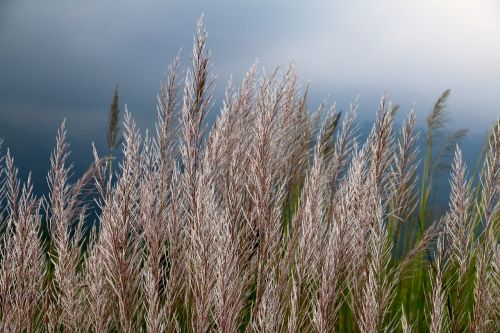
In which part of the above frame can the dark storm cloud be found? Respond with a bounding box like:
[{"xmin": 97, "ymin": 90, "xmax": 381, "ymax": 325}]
[{"xmin": 0, "ymin": 1, "xmax": 317, "ymax": 132}]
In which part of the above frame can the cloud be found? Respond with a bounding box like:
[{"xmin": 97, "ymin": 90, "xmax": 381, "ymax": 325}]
[
  {"xmin": 258, "ymin": 1, "xmax": 500, "ymax": 123},
  {"xmin": 0, "ymin": 0, "xmax": 498, "ymax": 136}
]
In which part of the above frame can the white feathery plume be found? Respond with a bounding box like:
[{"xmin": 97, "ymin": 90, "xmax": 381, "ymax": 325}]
[
  {"xmin": 97, "ymin": 109, "xmax": 143, "ymax": 332},
  {"xmin": 472, "ymin": 120, "xmax": 499, "ymax": 333},
  {"xmin": 446, "ymin": 145, "xmax": 474, "ymax": 331},
  {"xmin": 391, "ymin": 109, "xmax": 420, "ymax": 223},
  {"xmin": 0, "ymin": 162, "xmax": 45, "ymax": 332},
  {"xmin": 429, "ymin": 234, "xmax": 448, "ymax": 333}
]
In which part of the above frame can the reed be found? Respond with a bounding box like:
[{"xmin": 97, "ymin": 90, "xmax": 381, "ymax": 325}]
[{"xmin": 0, "ymin": 17, "xmax": 498, "ymax": 332}]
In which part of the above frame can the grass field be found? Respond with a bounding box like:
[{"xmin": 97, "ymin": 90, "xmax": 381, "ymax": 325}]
[{"xmin": 0, "ymin": 18, "xmax": 498, "ymax": 332}]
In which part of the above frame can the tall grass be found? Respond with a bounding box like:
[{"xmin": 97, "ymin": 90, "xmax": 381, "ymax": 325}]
[{"xmin": 0, "ymin": 18, "xmax": 498, "ymax": 332}]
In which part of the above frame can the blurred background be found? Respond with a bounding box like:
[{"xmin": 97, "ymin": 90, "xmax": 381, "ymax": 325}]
[{"xmin": 0, "ymin": 0, "xmax": 499, "ymax": 195}]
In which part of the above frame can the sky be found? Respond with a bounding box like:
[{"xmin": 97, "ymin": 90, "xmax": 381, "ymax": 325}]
[{"xmin": 0, "ymin": 0, "xmax": 499, "ymax": 190}]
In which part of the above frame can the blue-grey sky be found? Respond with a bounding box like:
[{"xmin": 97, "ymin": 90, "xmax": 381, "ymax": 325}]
[{"xmin": 0, "ymin": 0, "xmax": 499, "ymax": 189}]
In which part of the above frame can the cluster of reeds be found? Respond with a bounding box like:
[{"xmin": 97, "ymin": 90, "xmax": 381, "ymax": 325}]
[{"xmin": 0, "ymin": 18, "xmax": 498, "ymax": 332}]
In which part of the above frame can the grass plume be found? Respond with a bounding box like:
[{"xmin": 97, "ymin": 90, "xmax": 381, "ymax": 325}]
[{"xmin": 0, "ymin": 17, "xmax": 497, "ymax": 333}]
